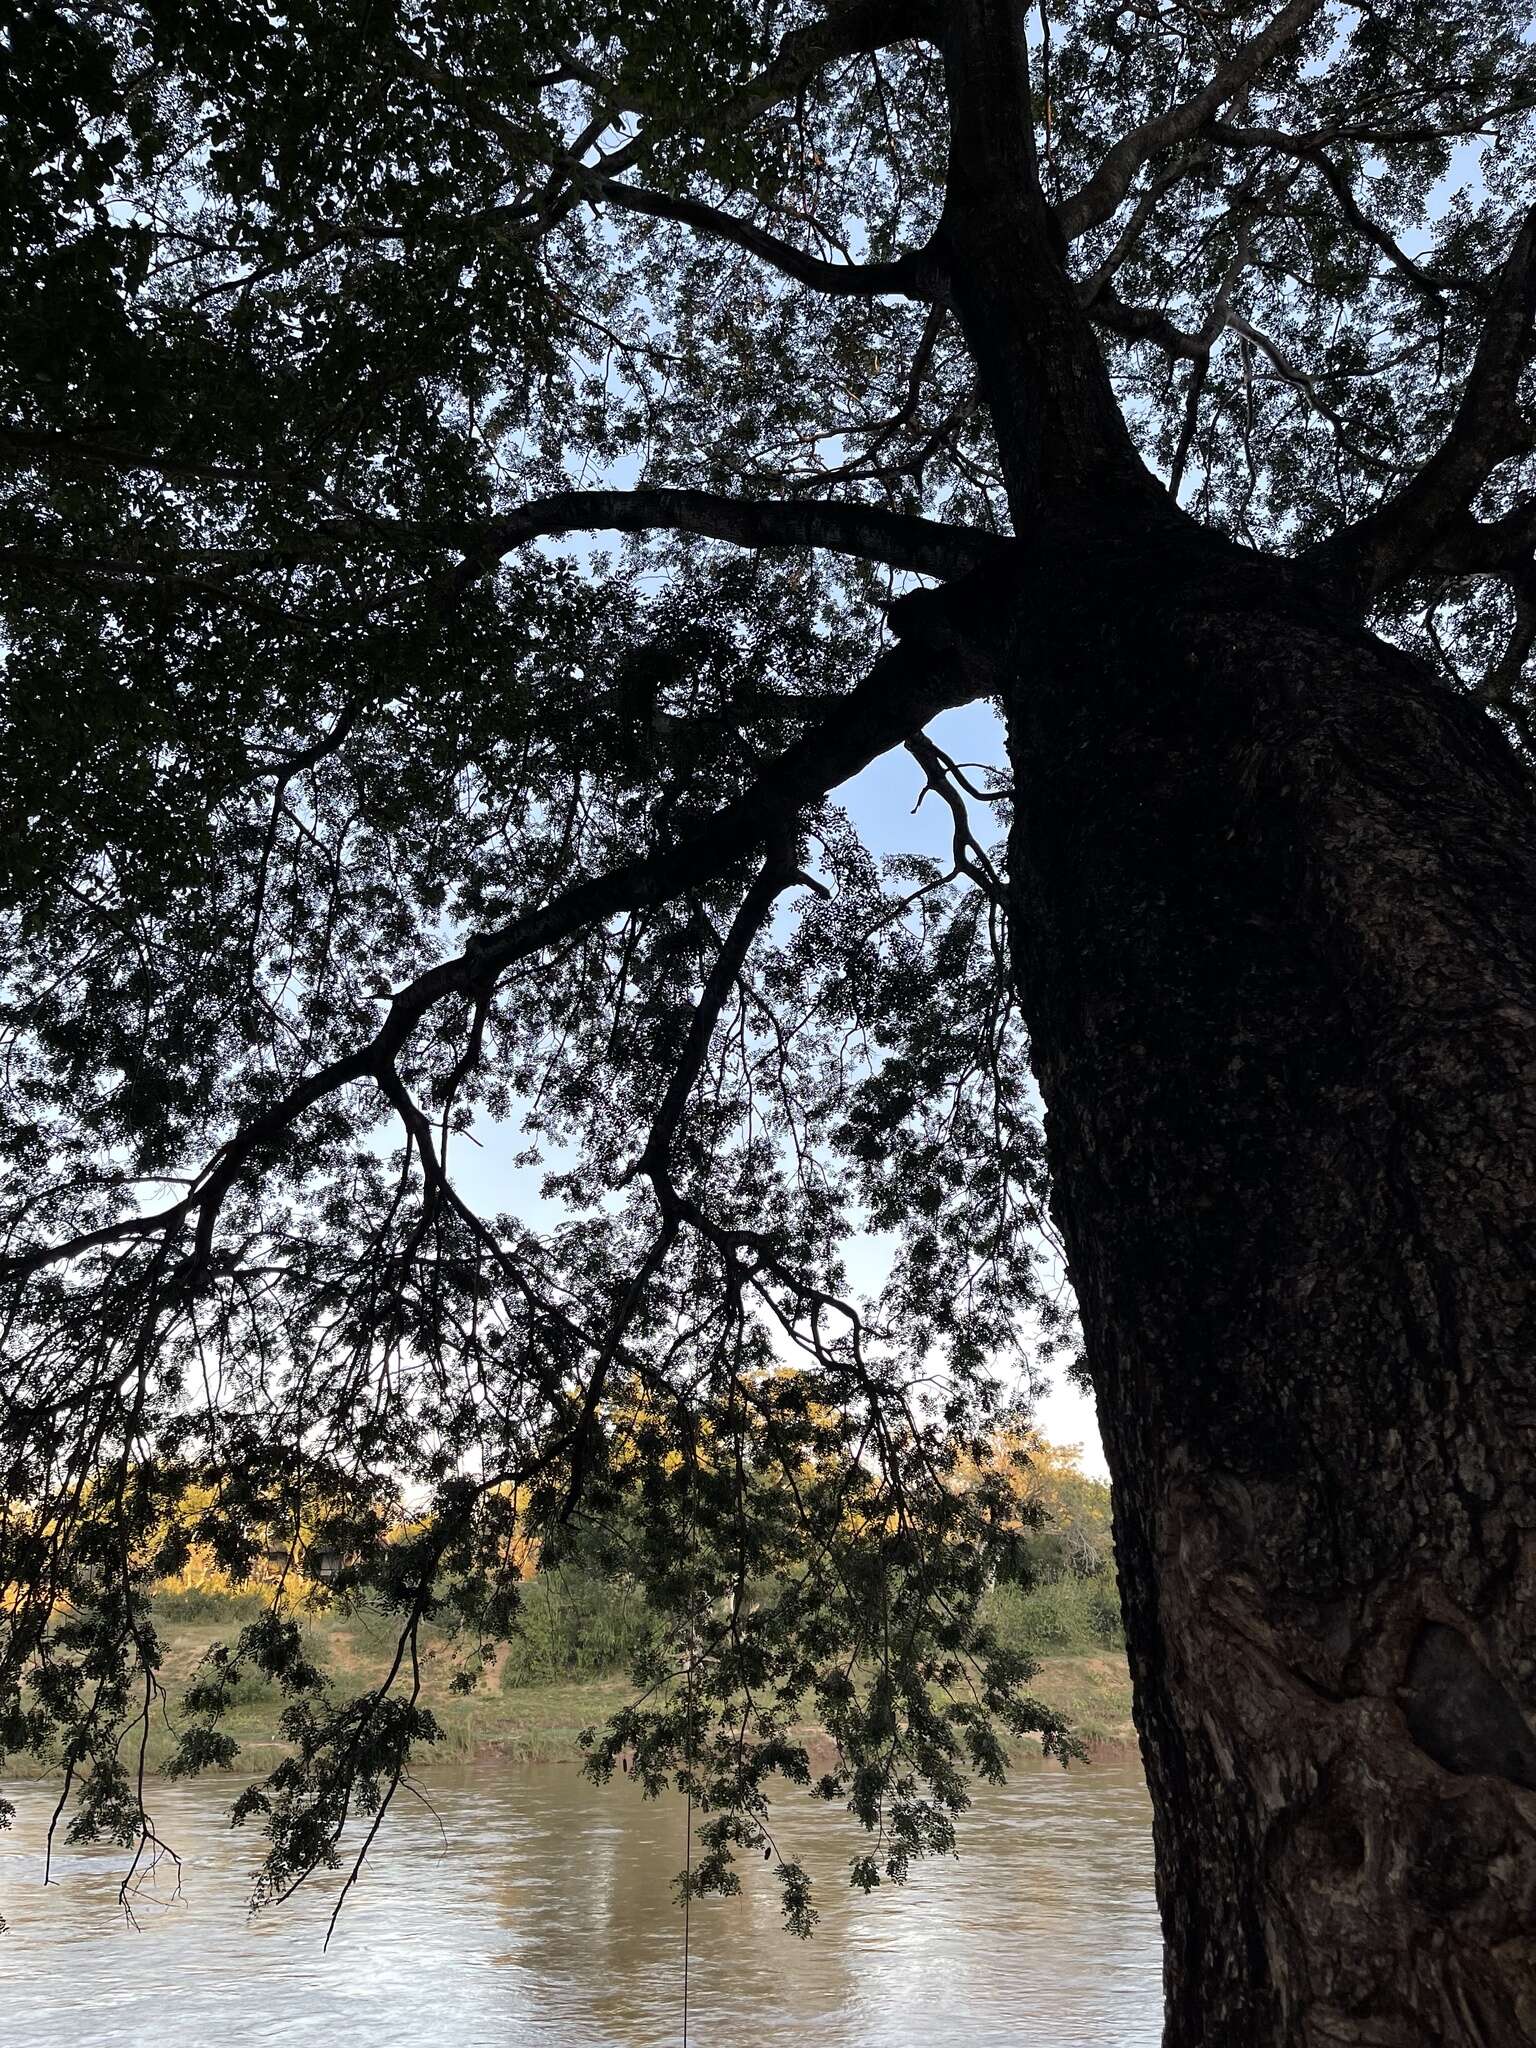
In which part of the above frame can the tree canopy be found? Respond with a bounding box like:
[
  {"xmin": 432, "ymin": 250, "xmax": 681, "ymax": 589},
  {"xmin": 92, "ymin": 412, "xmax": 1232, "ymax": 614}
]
[{"xmin": 3, "ymin": 0, "xmax": 1534, "ymax": 1940}]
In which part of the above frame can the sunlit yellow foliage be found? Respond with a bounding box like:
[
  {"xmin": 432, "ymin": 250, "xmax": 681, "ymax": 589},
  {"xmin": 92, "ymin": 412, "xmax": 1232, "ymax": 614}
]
[
  {"xmin": 152, "ymin": 1478, "xmax": 543, "ymax": 1599},
  {"xmin": 952, "ymin": 1425, "xmax": 1112, "ymax": 1547}
]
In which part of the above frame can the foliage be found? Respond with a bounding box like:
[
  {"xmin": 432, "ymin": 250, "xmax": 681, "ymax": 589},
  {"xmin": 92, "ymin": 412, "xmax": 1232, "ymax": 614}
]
[
  {"xmin": 498, "ymin": 1567, "xmax": 658, "ymax": 1686},
  {"xmin": 3, "ymin": 0, "xmax": 1533, "ymax": 1938},
  {"xmin": 953, "ymin": 1424, "xmax": 1115, "ymax": 1583},
  {"xmin": 983, "ymin": 1571, "xmax": 1125, "ymax": 1658}
]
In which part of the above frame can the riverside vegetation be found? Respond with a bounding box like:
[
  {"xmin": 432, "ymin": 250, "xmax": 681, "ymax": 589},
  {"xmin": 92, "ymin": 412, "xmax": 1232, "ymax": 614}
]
[{"xmin": 5, "ymin": 1439, "xmax": 1134, "ymax": 1781}]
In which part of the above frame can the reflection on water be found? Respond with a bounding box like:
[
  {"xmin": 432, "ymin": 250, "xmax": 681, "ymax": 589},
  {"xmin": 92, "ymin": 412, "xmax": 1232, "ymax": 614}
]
[{"xmin": 1, "ymin": 1753, "xmax": 1161, "ymax": 2047}]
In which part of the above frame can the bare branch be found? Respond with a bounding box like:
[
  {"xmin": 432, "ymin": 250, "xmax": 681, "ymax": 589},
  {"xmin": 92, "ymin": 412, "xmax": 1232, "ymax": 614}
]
[
  {"xmin": 905, "ymin": 732, "xmax": 1007, "ymax": 907},
  {"xmin": 1306, "ymin": 204, "xmax": 1536, "ymax": 602},
  {"xmin": 1055, "ymin": 0, "xmax": 1327, "ymax": 242},
  {"xmin": 1483, "ymin": 586, "xmax": 1536, "ymax": 733},
  {"xmin": 1075, "ymin": 150, "xmax": 1213, "ymax": 303},
  {"xmin": 1085, "ymin": 285, "xmax": 1204, "ymax": 361}
]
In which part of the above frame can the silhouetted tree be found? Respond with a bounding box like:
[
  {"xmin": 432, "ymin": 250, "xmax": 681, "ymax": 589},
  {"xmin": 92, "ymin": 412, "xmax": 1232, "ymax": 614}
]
[{"xmin": 4, "ymin": 6, "xmax": 1535, "ymax": 2037}]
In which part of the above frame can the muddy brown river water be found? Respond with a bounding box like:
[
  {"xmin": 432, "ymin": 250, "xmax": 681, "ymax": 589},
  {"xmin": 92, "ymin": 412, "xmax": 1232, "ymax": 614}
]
[{"xmin": 1, "ymin": 1752, "xmax": 1161, "ymax": 2046}]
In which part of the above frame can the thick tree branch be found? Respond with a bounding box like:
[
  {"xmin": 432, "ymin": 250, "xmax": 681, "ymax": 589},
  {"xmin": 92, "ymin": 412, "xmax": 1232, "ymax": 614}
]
[
  {"xmin": 1054, "ymin": 0, "xmax": 1326, "ymax": 242},
  {"xmin": 594, "ymin": 179, "xmax": 938, "ymax": 301},
  {"xmin": 476, "ymin": 486, "xmax": 1004, "ymax": 580},
  {"xmin": 940, "ymin": 0, "xmax": 1170, "ymax": 519},
  {"xmin": 3, "ymin": 480, "xmax": 1004, "ymax": 607},
  {"xmin": 1306, "ymin": 204, "xmax": 1536, "ymax": 602},
  {"xmin": 1085, "ymin": 285, "xmax": 1204, "ymax": 361},
  {"xmin": 1419, "ymin": 499, "xmax": 1536, "ymax": 583},
  {"xmin": 1, "ymin": 561, "xmax": 1015, "ymax": 1286}
]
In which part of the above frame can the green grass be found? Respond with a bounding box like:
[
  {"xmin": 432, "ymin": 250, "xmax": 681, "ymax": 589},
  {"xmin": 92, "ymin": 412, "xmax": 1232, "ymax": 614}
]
[{"xmin": 1023, "ymin": 1655, "xmax": 1137, "ymax": 1749}]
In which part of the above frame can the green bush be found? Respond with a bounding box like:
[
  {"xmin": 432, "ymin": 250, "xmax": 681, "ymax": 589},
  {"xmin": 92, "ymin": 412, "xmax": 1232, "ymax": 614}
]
[
  {"xmin": 1085, "ymin": 1574, "xmax": 1125, "ymax": 1647},
  {"xmin": 219, "ymin": 1663, "xmax": 285, "ymax": 1708},
  {"xmin": 499, "ymin": 1569, "xmax": 657, "ymax": 1688},
  {"xmin": 983, "ymin": 1567, "xmax": 1124, "ymax": 1657}
]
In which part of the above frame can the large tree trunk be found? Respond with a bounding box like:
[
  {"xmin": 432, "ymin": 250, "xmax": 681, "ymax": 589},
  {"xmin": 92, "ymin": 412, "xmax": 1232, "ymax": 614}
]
[{"xmin": 1004, "ymin": 538, "xmax": 1536, "ymax": 2047}]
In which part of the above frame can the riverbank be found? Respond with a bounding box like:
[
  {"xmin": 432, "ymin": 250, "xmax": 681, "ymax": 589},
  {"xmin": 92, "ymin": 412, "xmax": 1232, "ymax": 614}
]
[{"xmin": 1, "ymin": 1606, "xmax": 1136, "ymax": 1779}]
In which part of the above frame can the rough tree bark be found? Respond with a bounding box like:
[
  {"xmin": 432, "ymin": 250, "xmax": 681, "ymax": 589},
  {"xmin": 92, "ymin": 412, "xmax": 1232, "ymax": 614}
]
[
  {"xmin": 1003, "ymin": 534, "xmax": 1536, "ymax": 2046},
  {"xmin": 924, "ymin": 2, "xmax": 1536, "ymax": 2033}
]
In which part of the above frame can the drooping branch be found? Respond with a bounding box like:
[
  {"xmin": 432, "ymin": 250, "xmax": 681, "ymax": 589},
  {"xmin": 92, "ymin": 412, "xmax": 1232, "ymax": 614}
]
[
  {"xmin": 557, "ymin": 833, "xmax": 805, "ymax": 1518},
  {"xmin": 1, "ymin": 560, "xmax": 1016, "ymax": 1286},
  {"xmin": 635, "ymin": 831, "xmax": 802, "ymax": 1200}
]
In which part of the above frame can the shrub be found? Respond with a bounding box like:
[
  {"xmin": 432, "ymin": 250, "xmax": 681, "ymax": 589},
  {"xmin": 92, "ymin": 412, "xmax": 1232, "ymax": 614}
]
[
  {"xmin": 499, "ymin": 1569, "xmax": 656, "ymax": 1687},
  {"xmin": 1085, "ymin": 1574, "xmax": 1125, "ymax": 1647},
  {"xmin": 983, "ymin": 1567, "xmax": 1124, "ymax": 1657},
  {"xmin": 219, "ymin": 1663, "xmax": 285, "ymax": 1708}
]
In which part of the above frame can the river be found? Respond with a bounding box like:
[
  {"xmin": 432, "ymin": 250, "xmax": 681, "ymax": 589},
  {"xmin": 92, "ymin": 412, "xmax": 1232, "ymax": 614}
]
[{"xmin": 1, "ymin": 1753, "xmax": 1161, "ymax": 2046}]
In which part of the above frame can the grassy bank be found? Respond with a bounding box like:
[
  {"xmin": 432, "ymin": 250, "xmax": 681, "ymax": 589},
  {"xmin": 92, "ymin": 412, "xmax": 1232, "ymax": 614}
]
[{"xmin": 1, "ymin": 1577, "xmax": 1136, "ymax": 1783}]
